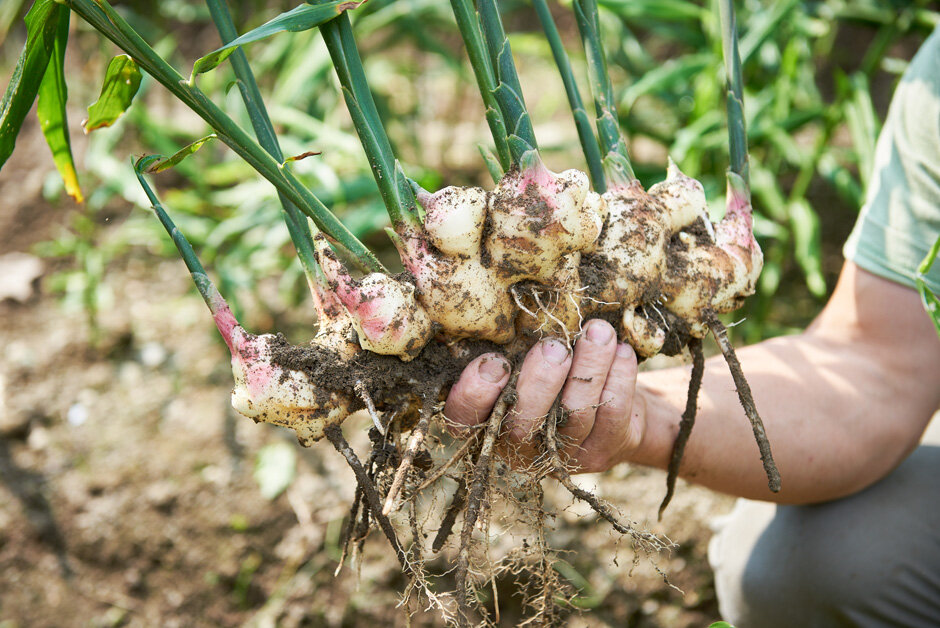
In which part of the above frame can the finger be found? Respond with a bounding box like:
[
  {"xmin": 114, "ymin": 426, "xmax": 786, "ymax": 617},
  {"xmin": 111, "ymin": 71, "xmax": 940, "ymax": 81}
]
[
  {"xmin": 558, "ymin": 319, "xmax": 618, "ymax": 449},
  {"xmin": 575, "ymin": 342, "xmax": 640, "ymax": 472},
  {"xmin": 506, "ymin": 338, "xmax": 571, "ymax": 453},
  {"xmin": 443, "ymin": 353, "xmax": 511, "ymax": 433}
]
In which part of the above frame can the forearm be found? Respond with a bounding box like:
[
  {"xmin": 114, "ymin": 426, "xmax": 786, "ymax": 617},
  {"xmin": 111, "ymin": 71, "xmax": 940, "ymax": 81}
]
[{"xmin": 631, "ymin": 266, "xmax": 940, "ymax": 503}]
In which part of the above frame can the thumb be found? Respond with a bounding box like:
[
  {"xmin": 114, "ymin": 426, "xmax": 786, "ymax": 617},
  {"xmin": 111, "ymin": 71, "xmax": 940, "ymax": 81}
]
[{"xmin": 443, "ymin": 353, "xmax": 511, "ymax": 433}]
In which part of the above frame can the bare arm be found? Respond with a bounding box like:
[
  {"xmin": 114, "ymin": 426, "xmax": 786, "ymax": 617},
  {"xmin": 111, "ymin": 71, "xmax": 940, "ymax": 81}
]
[
  {"xmin": 637, "ymin": 262, "xmax": 940, "ymax": 502},
  {"xmin": 444, "ymin": 262, "xmax": 940, "ymax": 504}
]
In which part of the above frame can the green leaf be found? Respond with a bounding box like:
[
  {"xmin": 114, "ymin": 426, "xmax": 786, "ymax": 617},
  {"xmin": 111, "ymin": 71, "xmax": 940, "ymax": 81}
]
[
  {"xmin": 0, "ymin": 0, "xmax": 62, "ymax": 170},
  {"xmin": 788, "ymin": 199, "xmax": 826, "ymax": 297},
  {"xmin": 253, "ymin": 442, "xmax": 296, "ymax": 500},
  {"xmin": 620, "ymin": 54, "xmax": 711, "ymax": 110},
  {"xmin": 708, "ymin": 622, "xmax": 735, "ymax": 628},
  {"xmin": 84, "ymin": 54, "xmax": 142, "ymax": 132},
  {"xmin": 917, "ymin": 234, "xmax": 940, "ymax": 339},
  {"xmin": 143, "ymin": 134, "xmax": 217, "ymax": 173},
  {"xmin": 192, "ymin": 0, "xmax": 364, "ymax": 77},
  {"xmin": 597, "ymin": 0, "xmax": 706, "ymax": 21},
  {"xmin": 37, "ymin": 8, "xmax": 82, "ymax": 202},
  {"xmin": 842, "ymin": 73, "xmax": 879, "ymax": 191}
]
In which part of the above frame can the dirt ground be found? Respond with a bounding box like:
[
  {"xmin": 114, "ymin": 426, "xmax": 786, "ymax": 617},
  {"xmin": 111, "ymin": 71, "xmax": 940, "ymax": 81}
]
[{"xmin": 0, "ymin": 121, "xmax": 735, "ymax": 627}]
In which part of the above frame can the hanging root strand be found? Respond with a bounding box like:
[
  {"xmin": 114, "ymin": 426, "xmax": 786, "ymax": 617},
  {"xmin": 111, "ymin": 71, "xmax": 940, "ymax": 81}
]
[
  {"xmin": 455, "ymin": 371, "xmax": 518, "ymax": 626},
  {"xmin": 704, "ymin": 310, "xmax": 781, "ymax": 492},
  {"xmin": 432, "ymin": 477, "xmax": 469, "ymax": 553},
  {"xmin": 383, "ymin": 390, "xmax": 440, "ymax": 516},
  {"xmin": 324, "ymin": 424, "xmax": 412, "ymax": 573},
  {"xmin": 659, "ymin": 337, "xmax": 705, "ymax": 519},
  {"xmin": 335, "ymin": 484, "xmax": 364, "ymax": 575},
  {"xmin": 544, "ymin": 399, "xmax": 666, "ymax": 552}
]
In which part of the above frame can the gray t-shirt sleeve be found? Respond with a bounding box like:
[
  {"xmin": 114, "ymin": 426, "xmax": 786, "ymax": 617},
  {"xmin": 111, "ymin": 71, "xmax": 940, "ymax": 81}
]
[{"xmin": 843, "ymin": 27, "xmax": 940, "ymax": 294}]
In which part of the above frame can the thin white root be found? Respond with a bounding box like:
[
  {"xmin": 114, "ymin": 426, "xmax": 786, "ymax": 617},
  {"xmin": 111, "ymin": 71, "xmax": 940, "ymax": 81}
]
[{"xmin": 356, "ymin": 380, "xmax": 384, "ymax": 434}]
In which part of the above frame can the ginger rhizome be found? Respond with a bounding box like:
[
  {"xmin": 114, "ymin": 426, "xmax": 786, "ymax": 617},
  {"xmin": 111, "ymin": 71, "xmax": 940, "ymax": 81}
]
[{"xmin": 223, "ymin": 154, "xmax": 763, "ymax": 447}]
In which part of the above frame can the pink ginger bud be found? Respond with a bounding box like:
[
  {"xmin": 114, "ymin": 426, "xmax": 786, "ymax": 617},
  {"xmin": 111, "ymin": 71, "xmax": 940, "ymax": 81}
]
[{"xmin": 314, "ymin": 235, "xmax": 433, "ymax": 360}]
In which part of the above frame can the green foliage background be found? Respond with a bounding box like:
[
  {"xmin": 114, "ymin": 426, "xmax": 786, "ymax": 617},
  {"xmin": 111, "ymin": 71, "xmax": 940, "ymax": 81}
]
[{"xmin": 2, "ymin": 0, "xmax": 936, "ymax": 340}]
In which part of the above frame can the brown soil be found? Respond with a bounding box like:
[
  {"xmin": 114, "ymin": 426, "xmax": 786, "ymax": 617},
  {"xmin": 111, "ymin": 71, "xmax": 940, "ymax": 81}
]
[{"xmin": 0, "ymin": 125, "xmax": 734, "ymax": 627}]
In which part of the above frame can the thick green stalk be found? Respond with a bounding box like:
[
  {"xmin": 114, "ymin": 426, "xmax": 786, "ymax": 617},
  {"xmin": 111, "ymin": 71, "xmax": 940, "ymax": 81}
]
[
  {"xmin": 532, "ymin": 0, "xmax": 605, "ymax": 191},
  {"xmin": 718, "ymin": 0, "xmax": 749, "ymax": 184},
  {"xmin": 449, "ymin": 0, "xmax": 511, "ymax": 172},
  {"xmin": 62, "ymin": 0, "xmax": 384, "ymax": 273},
  {"xmin": 204, "ymin": 0, "xmax": 318, "ymax": 276},
  {"xmin": 475, "ymin": 0, "xmax": 538, "ymax": 163},
  {"xmin": 321, "ymin": 12, "xmax": 417, "ymax": 229},
  {"xmin": 573, "ymin": 0, "xmax": 635, "ymax": 184}
]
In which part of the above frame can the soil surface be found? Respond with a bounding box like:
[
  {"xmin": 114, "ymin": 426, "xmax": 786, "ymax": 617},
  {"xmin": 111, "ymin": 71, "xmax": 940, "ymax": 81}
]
[{"xmin": 0, "ymin": 123, "xmax": 734, "ymax": 627}]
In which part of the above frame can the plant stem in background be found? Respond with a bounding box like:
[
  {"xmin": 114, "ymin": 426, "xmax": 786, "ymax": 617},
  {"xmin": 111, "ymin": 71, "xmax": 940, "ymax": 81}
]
[
  {"xmin": 475, "ymin": 0, "xmax": 538, "ymax": 163},
  {"xmin": 62, "ymin": 0, "xmax": 384, "ymax": 273},
  {"xmin": 205, "ymin": 0, "xmax": 319, "ymax": 277},
  {"xmin": 449, "ymin": 0, "xmax": 511, "ymax": 173},
  {"xmin": 718, "ymin": 0, "xmax": 749, "ymax": 184},
  {"xmin": 532, "ymin": 0, "xmax": 605, "ymax": 191},
  {"xmin": 320, "ymin": 12, "xmax": 418, "ymax": 229},
  {"xmin": 135, "ymin": 158, "xmax": 239, "ymax": 348},
  {"xmin": 572, "ymin": 0, "xmax": 635, "ymax": 186}
]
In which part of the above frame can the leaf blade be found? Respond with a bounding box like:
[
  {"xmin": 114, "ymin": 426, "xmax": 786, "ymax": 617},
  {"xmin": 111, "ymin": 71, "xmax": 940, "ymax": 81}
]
[
  {"xmin": 192, "ymin": 0, "xmax": 364, "ymax": 77},
  {"xmin": 0, "ymin": 0, "xmax": 61, "ymax": 170},
  {"xmin": 37, "ymin": 7, "xmax": 82, "ymax": 202},
  {"xmin": 144, "ymin": 134, "xmax": 218, "ymax": 173},
  {"xmin": 84, "ymin": 54, "xmax": 142, "ymax": 133}
]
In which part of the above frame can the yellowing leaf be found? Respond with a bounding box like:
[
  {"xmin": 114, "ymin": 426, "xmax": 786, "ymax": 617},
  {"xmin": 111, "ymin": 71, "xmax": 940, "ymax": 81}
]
[
  {"xmin": 0, "ymin": 0, "xmax": 62, "ymax": 170},
  {"xmin": 37, "ymin": 8, "xmax": 82, "ymax": 202}
]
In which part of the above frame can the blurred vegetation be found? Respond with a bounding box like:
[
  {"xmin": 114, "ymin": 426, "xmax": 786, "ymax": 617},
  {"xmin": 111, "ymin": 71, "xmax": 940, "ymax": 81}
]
[{"xmin": 2, "ymin": 0, "xmax": 937, "ymax": 340}]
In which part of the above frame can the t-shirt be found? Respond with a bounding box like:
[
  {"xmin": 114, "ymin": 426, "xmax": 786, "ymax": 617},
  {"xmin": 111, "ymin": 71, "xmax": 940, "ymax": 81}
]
[{"xmin": 844, "ymin": 26, "xmax": 940, "ymax": 295}]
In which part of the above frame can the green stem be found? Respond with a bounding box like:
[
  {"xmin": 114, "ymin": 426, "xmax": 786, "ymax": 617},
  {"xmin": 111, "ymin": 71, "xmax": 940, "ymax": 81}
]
[
  {"xmin": 475, "ymin": 0, "xmax": 538, "ymax": 163},
  {"xmin": 321, "ymin": 12, "xmax": 417, "ymax": 229},
  {"xmin": 718, "ymin": 0, "xmax": 749, "ymax": 184},
  {"xmin": 62, "ymin": 0, "xmax": 384, "ymax": 273},
  {"xmin": 204, "ymin": 0, "xmax": 319, "ymax": 277},
  {"xmin": 573, "ymin": 0, "xmax": 634, "ymax": 184},
  {"xmin": 138, "ymin": 167, "xmax": 207, "ymax": 281},
  {"xmin": 449, "ymin": 0, "xmax": 511, "ymax": 172},
  {"xmin": 532, "ymin": 0, "xmax": 605, "ymax": 191}
]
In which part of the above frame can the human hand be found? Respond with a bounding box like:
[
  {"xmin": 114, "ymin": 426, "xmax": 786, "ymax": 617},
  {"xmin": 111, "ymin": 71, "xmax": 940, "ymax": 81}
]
[{"xmin": 443, "ymin": 319, "xmax": 646, "ymax": 473}]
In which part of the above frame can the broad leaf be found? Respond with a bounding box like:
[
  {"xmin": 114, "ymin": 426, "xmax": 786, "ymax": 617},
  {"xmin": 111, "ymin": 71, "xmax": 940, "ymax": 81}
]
[
  {"xmin": 142, "ymin": 135, "xmax": 217, "ymax": 173},
  {"xmin": 84, "ymin": 54, "xmax": 142, "ymax": 132},
  {"xmin": 0, "ymin": 0, "xmax": 63, "ymax": 170},
  {"xmin": 37, "ymin": 9, "xmax": 82, "ymax": 202},
  {"xmin": 192, "ymin": 0, "xmax": 364, "ymax": 77}
]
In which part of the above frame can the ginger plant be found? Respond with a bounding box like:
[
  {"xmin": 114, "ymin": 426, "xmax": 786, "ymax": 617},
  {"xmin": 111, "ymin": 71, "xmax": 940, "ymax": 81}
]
[{"xmin": 1, "ymin": 0, "xmax": 778, "ymax": 624}]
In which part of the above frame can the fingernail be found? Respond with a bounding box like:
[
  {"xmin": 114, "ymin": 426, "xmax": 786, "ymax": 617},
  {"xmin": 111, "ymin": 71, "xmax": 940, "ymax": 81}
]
[
  {"xmin": 541, "ymin": 339, "xmax": 569, "ymax": 365},
  {"xmin": 585, "ymin": 320, "xmax": 614, "ymax": 344},
  {"xmin": 478, "ymin": 356, "xmax": 509, "ymax": 383},
  {"xmin": 616, "ymin": 342, "xmax": 634, "ymax": 358}
]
